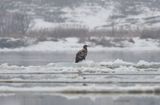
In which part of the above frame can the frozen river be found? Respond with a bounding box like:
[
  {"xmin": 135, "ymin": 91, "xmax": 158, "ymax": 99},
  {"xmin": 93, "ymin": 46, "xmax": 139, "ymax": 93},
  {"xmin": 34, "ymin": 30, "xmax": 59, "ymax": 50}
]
[
  {"xmin": 0, "ymin": 50, "xmax": 160, "ymax": 88},
  {"xmin": 0, "ymin": 49, "xmax": 160, "ymax": 66},
  {"xmin": 0, "ymin": 50, "xmax": 160, "ymax": 105}
]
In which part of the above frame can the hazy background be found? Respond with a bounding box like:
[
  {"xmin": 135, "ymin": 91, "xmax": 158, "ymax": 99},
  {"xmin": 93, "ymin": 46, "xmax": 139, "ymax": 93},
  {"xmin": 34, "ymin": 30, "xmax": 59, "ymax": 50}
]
[{"xmin": 0, "ymin": 0, "xmax": 160, "ymax": 49}]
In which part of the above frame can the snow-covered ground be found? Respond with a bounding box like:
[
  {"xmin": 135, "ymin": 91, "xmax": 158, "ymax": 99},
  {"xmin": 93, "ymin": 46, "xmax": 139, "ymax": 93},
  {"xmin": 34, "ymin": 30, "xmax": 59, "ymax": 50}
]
[
  {"xmin": 29, "ymin": 2, "xmax": 160, "ymax": 30},
  {"xmin": 61, "ymin": 3, "xmax": 114, "ymax": 29}
]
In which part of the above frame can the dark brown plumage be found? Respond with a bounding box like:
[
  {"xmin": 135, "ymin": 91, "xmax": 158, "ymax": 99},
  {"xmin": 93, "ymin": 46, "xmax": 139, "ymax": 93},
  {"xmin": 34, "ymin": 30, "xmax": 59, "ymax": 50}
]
[{"xmin": 75, "ymin": 45, "xmax": 88, "ymax": 63}]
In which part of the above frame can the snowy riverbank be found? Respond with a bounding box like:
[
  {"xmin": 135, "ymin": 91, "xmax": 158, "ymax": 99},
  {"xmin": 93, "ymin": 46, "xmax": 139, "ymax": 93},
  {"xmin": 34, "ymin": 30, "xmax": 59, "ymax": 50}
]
[{"xmin": 0, "ymin": 37, "xmax": 159, "ymax": 52}]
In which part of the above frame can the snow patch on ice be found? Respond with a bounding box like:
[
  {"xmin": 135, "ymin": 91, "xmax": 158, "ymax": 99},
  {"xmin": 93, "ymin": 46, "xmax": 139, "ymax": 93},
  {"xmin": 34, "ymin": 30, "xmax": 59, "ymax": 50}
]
[
  {"xmin": 132, "ymin": 38, "xmax": 159, "ymax": 48},
  {"xmin": 0, "ymin": 59, "xmax": 159, "ymax": 73}
]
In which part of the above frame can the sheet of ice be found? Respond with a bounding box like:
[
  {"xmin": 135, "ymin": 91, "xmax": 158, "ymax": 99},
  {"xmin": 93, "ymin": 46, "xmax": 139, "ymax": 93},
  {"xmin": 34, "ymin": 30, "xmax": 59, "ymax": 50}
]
[
  {"xmin": 0, "ymin": 60, "xmax": 159, "ymax": 93},
  {"xmin": 0, "ymin": 59, "xmax": 158, "ymax": 72},
  {"xmin": 0, "ymin": 60, "xmax": 159, "ymax": 79}
]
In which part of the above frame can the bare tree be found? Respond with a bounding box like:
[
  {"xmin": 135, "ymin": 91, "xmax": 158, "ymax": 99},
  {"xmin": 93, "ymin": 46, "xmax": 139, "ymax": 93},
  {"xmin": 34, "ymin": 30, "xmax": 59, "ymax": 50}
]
[{"xmin": 0, "ymin": 11, "xmax": 31, "ymax": 38}]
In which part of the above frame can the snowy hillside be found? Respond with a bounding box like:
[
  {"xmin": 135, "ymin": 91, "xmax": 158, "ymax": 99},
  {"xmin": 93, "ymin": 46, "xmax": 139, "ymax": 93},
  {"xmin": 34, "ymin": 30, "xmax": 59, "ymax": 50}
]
[
  {"xmin": 1, "ymin": 0, "xmax": 160, "ymax": 50},
  {"xmin": 1, "ymin": 0, "xmax": 160, "ymax": 30}
]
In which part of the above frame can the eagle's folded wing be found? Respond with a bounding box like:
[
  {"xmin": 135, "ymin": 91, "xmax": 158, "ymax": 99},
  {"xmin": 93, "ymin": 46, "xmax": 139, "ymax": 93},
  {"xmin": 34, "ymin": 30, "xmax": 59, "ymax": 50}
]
[{"xmin": 75, "ymin": 49, "xmax": 87, "ymax": 63}]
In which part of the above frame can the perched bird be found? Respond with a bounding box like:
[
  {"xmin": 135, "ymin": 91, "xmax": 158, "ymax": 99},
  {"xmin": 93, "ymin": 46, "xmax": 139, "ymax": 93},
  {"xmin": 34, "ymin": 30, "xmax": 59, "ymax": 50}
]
[{"xmin": 75, "ymin": 45, "xmax": 88, "ymax": 63}]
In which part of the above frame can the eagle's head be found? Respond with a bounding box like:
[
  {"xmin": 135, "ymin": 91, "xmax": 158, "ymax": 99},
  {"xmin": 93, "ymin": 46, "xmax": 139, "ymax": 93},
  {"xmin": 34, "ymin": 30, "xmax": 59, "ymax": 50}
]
[{"xmin": 83, "ymin": 45, "xmax": 88, "ymax": 49}]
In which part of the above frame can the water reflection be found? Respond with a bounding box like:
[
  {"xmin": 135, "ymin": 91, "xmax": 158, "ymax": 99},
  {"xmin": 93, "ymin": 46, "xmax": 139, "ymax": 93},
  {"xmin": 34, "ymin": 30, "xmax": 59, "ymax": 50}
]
[{"xmin": 0, "ymin": 94, "xmax": 159, "ymax": 105}]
